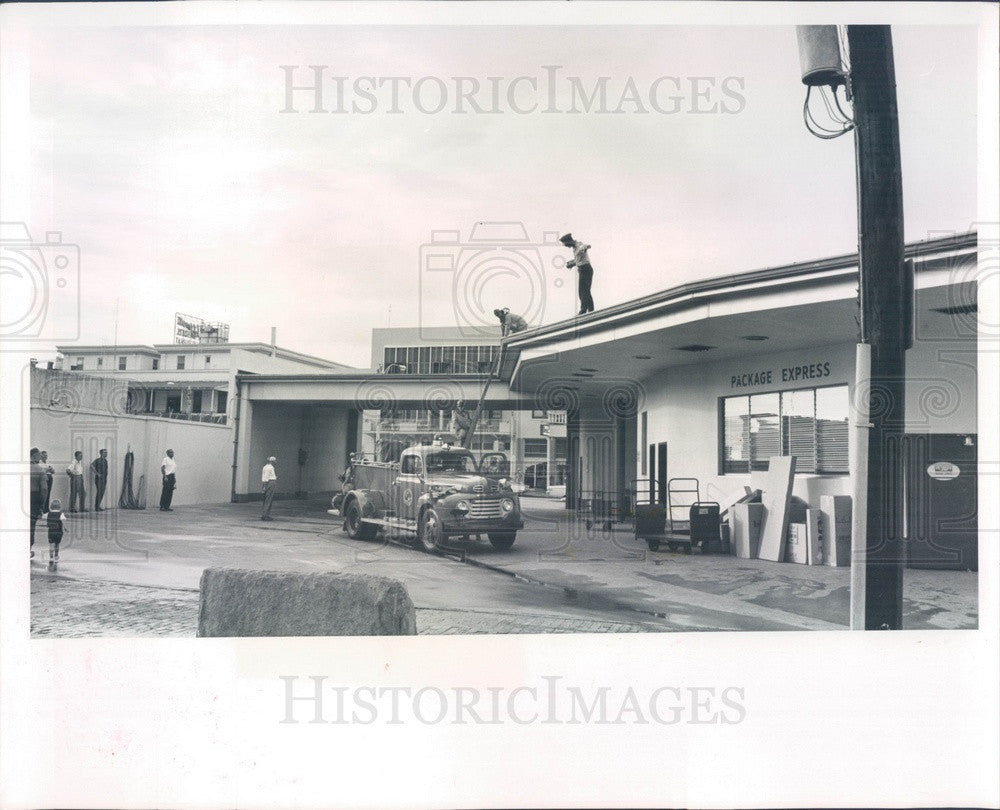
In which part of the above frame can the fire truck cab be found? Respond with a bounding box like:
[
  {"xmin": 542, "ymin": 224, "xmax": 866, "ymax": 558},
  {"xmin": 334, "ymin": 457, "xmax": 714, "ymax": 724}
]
[{"xmin": 334, "ymin": 439, "xmax": 524, "ymax": 552}]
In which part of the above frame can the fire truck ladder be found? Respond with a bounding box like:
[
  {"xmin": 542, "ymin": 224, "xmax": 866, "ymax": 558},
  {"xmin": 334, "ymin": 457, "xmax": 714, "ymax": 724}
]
[{"xmin": 461, "ymin": 321, "xmax": 511, "ymax": 450}]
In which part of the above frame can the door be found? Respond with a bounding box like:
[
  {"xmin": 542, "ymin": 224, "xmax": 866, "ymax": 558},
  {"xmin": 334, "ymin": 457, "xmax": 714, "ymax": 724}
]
[
  {"xmin": 395, "ymin": 452, "xmax": 423, "ymax": 526},
  {"xmin": 906, "ymin": 433, "xmax": 977, "ymax": 571},
  {"xmin": 647, "ymin": 443, "xmax": 656, "ymax": 503},
  {"xmin": 656, "ymin": 442, "xmax": 667, "ymax": 506}
]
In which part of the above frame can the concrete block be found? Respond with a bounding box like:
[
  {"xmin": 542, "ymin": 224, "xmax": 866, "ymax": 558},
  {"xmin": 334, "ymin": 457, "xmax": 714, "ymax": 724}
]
[
  {"xmin": 805, "ymin": 508, "xmax": 823, "ymax": 565},
  {"xmin": 785, "ymin": 523, "xmax": 808, "ymax": 564},
  {"xmin": 730, "ymin": 502, "xmax": 764, "ymax": 559},
  {"xmin": 820, "ymin": 495, "xmax": 852, "ymax": 567},
  {"xmin": 198, "ymin": 568, "xmax": 417, "ymax": 637}
]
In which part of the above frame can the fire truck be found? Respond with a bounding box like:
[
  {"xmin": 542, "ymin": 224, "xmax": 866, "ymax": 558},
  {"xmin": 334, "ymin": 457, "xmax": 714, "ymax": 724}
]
[
  {"xmin": 332, "ymin": 311, "xmax": 528, "ymax": 550},
  {"xmin": 331, "ymin": 439, "xmax": 523, "ymax": 552}
]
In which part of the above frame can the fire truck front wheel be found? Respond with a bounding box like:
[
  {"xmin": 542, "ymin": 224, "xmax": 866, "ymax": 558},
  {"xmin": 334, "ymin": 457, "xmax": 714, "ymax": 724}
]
[
  {"xmin": 345, "ymin": 500, "xmax": 377, "ymax": 541},
  {"xmin": 488, "ymin": 532, "xmax": 516, "ymax": 551},
  {"xmin": 416, "ymin": 507, "xmax": 444, "ymax": 553}
]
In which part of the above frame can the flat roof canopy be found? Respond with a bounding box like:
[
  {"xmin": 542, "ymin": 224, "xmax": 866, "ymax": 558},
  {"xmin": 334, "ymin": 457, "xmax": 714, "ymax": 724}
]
[
  {"xmin": 237, "ymin": 373, "xmax": 534, "ymax": 410},
  {"xmin": 503, "ymin": 234, "xmax": 977, "ymax": 398}
]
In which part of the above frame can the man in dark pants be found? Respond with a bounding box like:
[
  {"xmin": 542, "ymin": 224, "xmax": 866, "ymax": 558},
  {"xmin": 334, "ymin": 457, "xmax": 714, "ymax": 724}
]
[
  {"xmin": 29, "ymin": 448, "xmax": 46, "ymax": 557},
  {"xmin": 66, "ymin": 450, "xmax": 87, "ymax": 512},
  {"xmin": 40, "ymin": 450, "xmax": 54, "ymax": 512},
  {"xmin": 160, "ymin": 449, "xmax": 176, "ymax": 511},
  {"xmin": 91, "ymin": 449, "xmax": 108, "ymax": 511},
  {"xmin": 261, "ymin": 456, "xmax": 277, "ymax": 521},
  {"xmin": 560, "ymin": 233, "xmax": 595, "ymax": 314}
]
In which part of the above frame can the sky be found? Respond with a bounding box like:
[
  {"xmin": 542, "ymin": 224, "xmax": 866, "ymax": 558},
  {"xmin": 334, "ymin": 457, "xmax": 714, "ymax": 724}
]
[{"xmin": 19, "ymin": 21, "xmax": 980, "ymax": 368}]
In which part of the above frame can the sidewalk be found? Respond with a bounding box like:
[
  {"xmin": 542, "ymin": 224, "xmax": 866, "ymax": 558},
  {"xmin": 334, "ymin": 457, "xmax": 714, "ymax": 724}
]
[{"xmin": 485, "ymin": 505, "xmax": 977, "ymax": 631}]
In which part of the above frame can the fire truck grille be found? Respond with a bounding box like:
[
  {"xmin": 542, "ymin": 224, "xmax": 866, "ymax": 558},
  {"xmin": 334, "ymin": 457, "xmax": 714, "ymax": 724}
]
[{"xmin": 469, "ymin": 498, "xmax": 502, "ymax": 518}]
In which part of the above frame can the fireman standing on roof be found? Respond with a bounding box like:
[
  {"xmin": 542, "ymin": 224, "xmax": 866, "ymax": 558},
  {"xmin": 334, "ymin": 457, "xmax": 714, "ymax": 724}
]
[{"xmin": 560, "ymin": 233, "xmax": 595, "ymax": 315}]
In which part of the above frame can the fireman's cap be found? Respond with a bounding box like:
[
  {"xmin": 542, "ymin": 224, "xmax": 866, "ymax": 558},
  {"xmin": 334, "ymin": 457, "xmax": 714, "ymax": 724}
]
[{"xmin": 559, "ymin": 233, "xmax": 573, "ymax": 245}]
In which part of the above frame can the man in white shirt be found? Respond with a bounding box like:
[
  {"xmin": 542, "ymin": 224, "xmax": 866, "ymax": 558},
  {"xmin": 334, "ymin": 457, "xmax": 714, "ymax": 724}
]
[
  {"xmin": 560, "ymin": 233, "xmax": 596, "ymax": 314},
  {"xmin": 159, "ymin": 449, "xmax": 177, "ymax": 512},
  {"xmin": 261, "ymin": 456, "xmax": 277, "ymax": 521},
  {"xmin": 65, "ymin": 450, "xmax": 87, "ymax": 513}
]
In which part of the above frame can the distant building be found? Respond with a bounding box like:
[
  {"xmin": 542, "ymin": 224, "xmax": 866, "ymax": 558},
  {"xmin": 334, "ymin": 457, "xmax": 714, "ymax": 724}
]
[
  {"xmin": 370, "ymin": 327, "xmax": 567, "ymax": 488},
  {"xmin": 56, "ymin": 342, "xmax": 354, "ymax": 425}
]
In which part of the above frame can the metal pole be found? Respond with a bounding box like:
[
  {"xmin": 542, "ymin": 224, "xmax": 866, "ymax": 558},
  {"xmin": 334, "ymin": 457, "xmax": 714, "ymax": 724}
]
[
  {"xmin": 849, "ymin": 343, "xmax": 871, "ymax": 628},
  {"xmin": 847, "ymin": 25, "xmax": 908, "ymax": 629}
]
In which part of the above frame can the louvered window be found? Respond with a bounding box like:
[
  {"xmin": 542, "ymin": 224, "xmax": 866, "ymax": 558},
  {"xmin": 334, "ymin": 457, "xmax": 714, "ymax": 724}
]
[{"xmin": 720, "ymin": 384, "xmax": 848, "ymax": 474}]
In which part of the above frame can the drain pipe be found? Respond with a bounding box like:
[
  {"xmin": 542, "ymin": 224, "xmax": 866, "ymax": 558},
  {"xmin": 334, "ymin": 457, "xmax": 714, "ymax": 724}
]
[
  {"xmin": 849, "ymin": 343, "xmax": 871, "ymax": 629},
  {"xmin": 230, "ymin": 378, "xmax": 242, "ymax": 503}
]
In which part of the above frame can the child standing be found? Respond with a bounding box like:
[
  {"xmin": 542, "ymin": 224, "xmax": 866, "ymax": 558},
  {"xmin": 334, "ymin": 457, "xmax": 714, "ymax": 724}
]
[{"xmin": 45, "ymin": 498, "xmax": 66, "ymax": 568}]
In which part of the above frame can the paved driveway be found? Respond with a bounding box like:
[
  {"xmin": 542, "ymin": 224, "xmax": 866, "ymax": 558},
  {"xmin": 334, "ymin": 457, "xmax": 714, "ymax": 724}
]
[{"xmin": 30, "ymin": 495, "xmax": 978, "ymax": 636}]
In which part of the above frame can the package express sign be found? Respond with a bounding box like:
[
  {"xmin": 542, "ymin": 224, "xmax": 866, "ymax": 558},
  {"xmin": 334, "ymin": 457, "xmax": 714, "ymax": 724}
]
[{"xmin": 730, "ymin": 361, "xmax": 833, "ymax": 390}]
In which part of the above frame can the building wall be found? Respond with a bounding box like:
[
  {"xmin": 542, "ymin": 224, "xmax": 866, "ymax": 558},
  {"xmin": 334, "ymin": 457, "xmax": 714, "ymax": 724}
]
[
  {"xmin": 63, "ymin": 344, "xmax": 354, "ymax": 376},
  {"xmin": 640, "ymin": 343, "xmax": 855, "ymax": 509},
  {"xmin": 30, "ymin": 367, "xmax": 125, "ymax": 413},
  {"xmin": 228, "ymin": 348, "xmax": 353, "ymax": 375},
  {"xmin": 30, "ymin": 408, "xmax": 233, "ymax": 507},
  {"xmin": 239, "ymin": 402, "xmax": 349, "ymax": 498},
  {"xmin": 636, "ymin": 337, "xmax": 977, "ymax": 511},
  {"xmin": 65, "ymin": 351, "xmax": 158, "ymax": 372},
  {"xmin": 370, "ymin": 327, "xmax": 498, "ymax": 368},
  {"xmin": 904, "ymin": 335, "xmax": 977, "ymax": 434}
]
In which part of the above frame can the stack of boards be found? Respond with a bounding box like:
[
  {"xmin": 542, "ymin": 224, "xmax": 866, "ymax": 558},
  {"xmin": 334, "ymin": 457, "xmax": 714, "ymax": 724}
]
[{"xmin": 728, "ymin": 456, "xmax": 852, "ymax": 566}]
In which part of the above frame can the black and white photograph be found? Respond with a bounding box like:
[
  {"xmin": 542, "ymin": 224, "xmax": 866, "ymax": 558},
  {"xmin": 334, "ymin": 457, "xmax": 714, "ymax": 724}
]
[{"xmin": 1, "ymin": 1, "xmax": 997, "ymax": 807}]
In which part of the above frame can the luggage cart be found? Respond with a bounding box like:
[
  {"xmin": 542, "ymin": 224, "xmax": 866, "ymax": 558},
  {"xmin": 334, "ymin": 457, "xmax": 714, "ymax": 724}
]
[
  {"xmin": 577, "ymin": 489, "xmax": 619, "ymax": 532},
  {"xmin": 667, "ymin": 478, "xmax": 700, "ymax": 534},
  {"xmin": 632, "ymin": 478, "xmax": 665, "ymax": 545},
  {"xmin": 634, "ymin": 477, "xmax": 704, "ymax": 552},
  {"xmin": 688, "ymin": 501, "xmax": 723, "ymax": 554}
]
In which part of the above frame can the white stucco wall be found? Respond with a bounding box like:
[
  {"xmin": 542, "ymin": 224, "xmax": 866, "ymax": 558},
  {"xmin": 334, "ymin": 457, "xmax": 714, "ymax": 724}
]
[
  {"xmin": 635, "ymin": 336, "xmax": 977, "ymax": 511},
  {"xmin": 31, "ymin": 408, "xmax": 233, "ymax": 507},
  {"xmin": 238, "ymin": 402, "xmax": 349, "ymax": 498}
]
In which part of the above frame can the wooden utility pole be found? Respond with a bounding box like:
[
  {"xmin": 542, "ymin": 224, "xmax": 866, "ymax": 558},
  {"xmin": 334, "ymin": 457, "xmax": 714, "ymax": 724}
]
[{"xmin": 847, "ymin": 25, "xmax": 909, "ymax": 629}]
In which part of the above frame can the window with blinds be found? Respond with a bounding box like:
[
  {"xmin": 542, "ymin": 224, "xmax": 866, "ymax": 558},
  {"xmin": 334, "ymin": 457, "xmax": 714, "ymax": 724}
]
[
  {"xmin": 384, "ymin": 345, "xmax": 498, "ymax": 374},
  {"xmin": 720, "ymin": 384, "xmax": 849, "ymax": 474}
]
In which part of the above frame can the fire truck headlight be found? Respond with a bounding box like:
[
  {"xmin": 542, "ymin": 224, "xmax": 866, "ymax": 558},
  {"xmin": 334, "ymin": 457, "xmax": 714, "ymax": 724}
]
[
  {"xmin": 456, "ymin": 500, "xmax": 471, "ymax": 514},
  {"xmin": 500, "ymin": 497, "xmax": 515, "ymax": 513}
]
